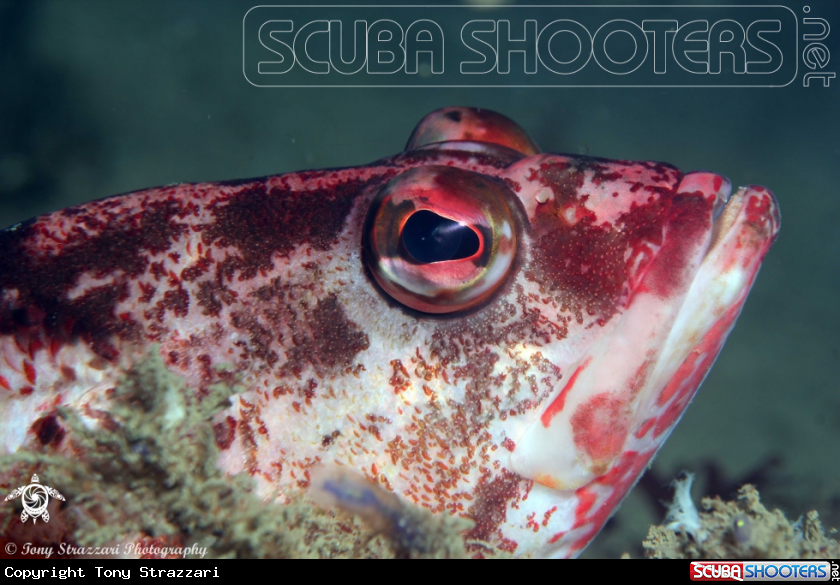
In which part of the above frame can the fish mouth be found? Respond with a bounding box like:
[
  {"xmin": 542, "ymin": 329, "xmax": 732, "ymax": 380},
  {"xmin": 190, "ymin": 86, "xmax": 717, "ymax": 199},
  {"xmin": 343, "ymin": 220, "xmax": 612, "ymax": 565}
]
[{"xmin": 707, "ymin": 182, "xmax": 781, "ymax": 259}]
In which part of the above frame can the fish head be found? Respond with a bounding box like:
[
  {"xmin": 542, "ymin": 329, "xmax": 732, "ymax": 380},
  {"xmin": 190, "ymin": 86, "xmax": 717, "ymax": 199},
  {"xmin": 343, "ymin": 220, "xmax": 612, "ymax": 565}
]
[{"xmin": 0, "ymin": 107, "xmax": 779, "ymax": 557}]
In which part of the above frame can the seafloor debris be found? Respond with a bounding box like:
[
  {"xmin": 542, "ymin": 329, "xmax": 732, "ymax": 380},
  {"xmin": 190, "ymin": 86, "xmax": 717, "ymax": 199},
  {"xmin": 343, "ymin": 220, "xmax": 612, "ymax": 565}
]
[
  {"xmin": 0, "ymin": 349, "xmax": 470, "ymax": 559},
  {"xmin": 644, "ymin": 472, "xmax": 840, "ymax": 559}
]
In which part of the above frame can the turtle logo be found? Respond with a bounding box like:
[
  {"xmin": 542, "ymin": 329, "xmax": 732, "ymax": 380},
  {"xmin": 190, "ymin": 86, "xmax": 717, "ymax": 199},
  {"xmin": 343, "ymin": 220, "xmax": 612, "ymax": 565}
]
[{"xmin": 5, "ymin": 474, "xmax": 65, "ymax": 523}]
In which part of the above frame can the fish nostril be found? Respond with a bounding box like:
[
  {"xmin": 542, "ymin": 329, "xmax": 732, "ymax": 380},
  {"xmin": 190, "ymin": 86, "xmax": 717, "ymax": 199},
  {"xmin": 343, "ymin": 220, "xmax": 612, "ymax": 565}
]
[{"xmin": 401, "ymin": 210, "xmax": 480, "ymax": 263}]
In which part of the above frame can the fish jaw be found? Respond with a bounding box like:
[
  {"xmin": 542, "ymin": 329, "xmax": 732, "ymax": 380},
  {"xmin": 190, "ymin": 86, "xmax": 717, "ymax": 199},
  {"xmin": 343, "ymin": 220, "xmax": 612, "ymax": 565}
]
[{"xmin": 502, "ymin": 176, "xmax": 780, "ymax": 557}]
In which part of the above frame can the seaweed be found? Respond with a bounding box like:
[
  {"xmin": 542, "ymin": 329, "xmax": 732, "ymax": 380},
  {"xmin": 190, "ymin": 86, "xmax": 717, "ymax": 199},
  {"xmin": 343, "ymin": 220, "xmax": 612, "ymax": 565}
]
[
  {"xmin": 0, "ymin": 349, "xmax": 471, "ymax": 559},
  {"xmin": 644, "ymin": 473, "xmax": 839, "ymax": 559}
]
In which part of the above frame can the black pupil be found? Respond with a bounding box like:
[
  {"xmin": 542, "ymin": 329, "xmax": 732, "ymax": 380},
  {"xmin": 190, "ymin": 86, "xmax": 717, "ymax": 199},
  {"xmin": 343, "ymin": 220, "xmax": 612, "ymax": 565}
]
[{"xmin": 402, "ymin": 210, "xmax": 480, "ymax": 263}]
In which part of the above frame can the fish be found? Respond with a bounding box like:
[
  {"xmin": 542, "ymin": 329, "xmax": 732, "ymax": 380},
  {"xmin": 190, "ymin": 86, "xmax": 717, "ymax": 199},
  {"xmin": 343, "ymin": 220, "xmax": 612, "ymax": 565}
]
[{"xmin": 0, "ymin": 107, "xmax": 779, "ymax": 557}]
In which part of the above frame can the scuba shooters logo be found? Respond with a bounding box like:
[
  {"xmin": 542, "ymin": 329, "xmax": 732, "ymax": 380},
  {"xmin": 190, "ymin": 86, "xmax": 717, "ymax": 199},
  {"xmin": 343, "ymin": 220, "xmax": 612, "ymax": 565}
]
[
  {"xmin": 690, "ymin": 561, "xmax": 834, "ymax": 582},
  {"xmin": 243, "ymin": 5, "xmax": 800, "ymax": 87},
  {"xmin": 4, "ymin": 474, "xmax": 65, "ymax": 523}
]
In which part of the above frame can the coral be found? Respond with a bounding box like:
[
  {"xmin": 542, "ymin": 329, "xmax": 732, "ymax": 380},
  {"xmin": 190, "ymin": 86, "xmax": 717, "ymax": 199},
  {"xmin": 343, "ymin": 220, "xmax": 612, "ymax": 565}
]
[
  {"xmin": 0, "ymin": 349, "xmax": 472, "ymax": 559},
  {"xmin": 644, "ymin": 477, "xmax": 840, "ymax": 559},
  {"xmin": 663, "ymin": 472, "xmax": 708, "ymax": 543}
]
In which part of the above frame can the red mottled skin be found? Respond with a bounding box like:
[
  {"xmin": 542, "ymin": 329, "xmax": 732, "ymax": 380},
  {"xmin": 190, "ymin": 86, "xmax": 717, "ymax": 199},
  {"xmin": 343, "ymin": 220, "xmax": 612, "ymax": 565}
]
[{"xmin": 0, "ymin": 108, "xmax": 779, "ymax": 557}]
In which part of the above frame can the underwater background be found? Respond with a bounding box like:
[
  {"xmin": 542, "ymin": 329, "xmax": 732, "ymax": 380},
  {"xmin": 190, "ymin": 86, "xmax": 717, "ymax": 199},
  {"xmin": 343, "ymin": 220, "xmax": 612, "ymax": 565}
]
[{"xmin": 0, "ymin": 0, "xmax": 837, "ymax": 557}]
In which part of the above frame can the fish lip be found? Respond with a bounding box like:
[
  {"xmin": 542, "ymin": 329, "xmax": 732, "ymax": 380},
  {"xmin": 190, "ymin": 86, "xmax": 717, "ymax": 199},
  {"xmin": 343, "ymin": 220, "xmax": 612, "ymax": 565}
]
[{"xmin": 706, "ymin": 184, "xmax": 781, "ymax": 259}]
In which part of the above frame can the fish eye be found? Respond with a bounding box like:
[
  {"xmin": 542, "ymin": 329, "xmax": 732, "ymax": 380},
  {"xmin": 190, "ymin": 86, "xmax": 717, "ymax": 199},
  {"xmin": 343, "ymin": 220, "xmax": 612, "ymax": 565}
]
[
  {"xmin": 406, "ymin": 106, "xmax": 540, "ymax": 156},
  {"xmin": 401, "ymin": 210, "xmax": 480, "ymax": 264},
  {"xmin": 363, "ymin": 165, "xmax": 517, "ymax": 314}
]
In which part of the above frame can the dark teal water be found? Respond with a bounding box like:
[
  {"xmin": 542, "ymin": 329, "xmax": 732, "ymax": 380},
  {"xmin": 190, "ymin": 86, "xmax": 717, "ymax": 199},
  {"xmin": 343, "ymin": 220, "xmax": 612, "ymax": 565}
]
[{"xmin": 1, "ymin": 0, "xmax": 837, "ymax": 557}]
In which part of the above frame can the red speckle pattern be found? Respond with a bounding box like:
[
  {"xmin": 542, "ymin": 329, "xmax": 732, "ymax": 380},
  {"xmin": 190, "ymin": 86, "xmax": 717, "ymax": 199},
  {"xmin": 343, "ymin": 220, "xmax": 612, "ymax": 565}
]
[
  {"xmin": 640, "ymin": 193, "xmax": 712, "ymax": 299},
  {"xmin": 524, "ymin": 159, "xmax": 684, "ymax": 324}
]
